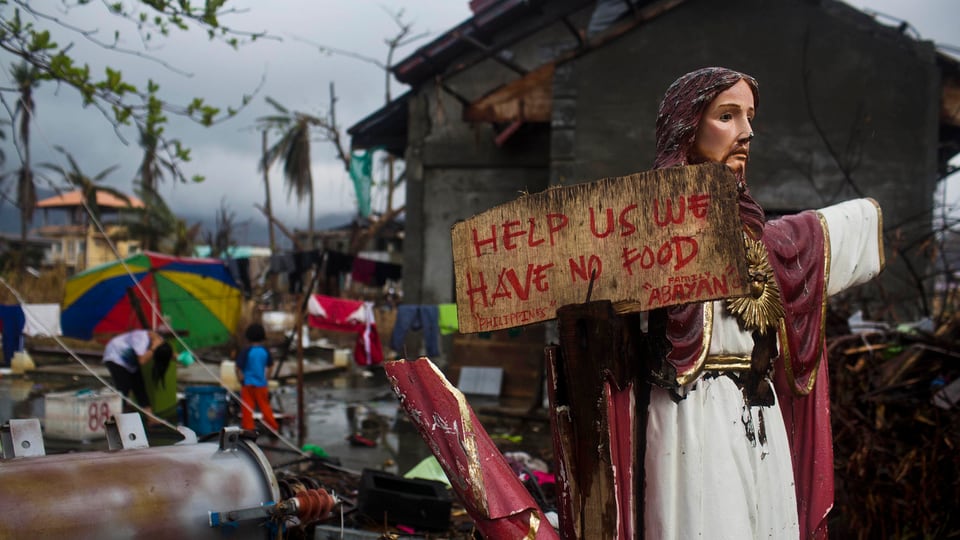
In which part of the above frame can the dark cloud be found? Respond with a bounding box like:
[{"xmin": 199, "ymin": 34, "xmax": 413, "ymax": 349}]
[
  {"xmin": 2, "ymin": 1, "xmax": 958, "ymax": 244},
  {"xmin": 0, "ymin": 1, "xmax": 470, "ymax": 239}
]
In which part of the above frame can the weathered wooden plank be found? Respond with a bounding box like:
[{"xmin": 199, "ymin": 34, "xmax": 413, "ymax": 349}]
[
  {"xmin": 451, "ymin": 163, "xmax": 749, "ymax": 333},
  {"xmin": 943, "ymin": 73, "xmax": 960, "ymax": 127},
  {"xmin": 463, "ymin": 63, "xmax": 555, "ymax": 123}
]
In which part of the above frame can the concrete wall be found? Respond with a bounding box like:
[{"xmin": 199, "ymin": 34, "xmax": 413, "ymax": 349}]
[
  {"xmin": 404, "ymin": 0, "xmax": 942, "ymax": 318},
  {"xmin": 562, "ymin": 0, "xmax": 941, "ymax": 316},
  {"xmin": 403, "ymin": 2, "xmax": 594, "ymax": 305},
  {"xmin": 404, "ymin": 87, "xmax": 551, "ymax": 304}
]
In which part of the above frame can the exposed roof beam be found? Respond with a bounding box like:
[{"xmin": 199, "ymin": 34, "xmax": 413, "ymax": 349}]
[
  {"xmin": 455, "ymin": 28, "xmax": 529, "ymax": 75},
  {"xmin": 943, "ymin": 74, "xmax": 960, "ymax": 128},
  {"xmin": 464, "ymin": 63, "xmax": 555, "ymax": 123},
  {"xmin": 393, "ymin": 0, "xmax": 593, "ymax": 86},
  {"xmin": 561, "ymin": 15, "xmax": 586, "ymax": 47}
]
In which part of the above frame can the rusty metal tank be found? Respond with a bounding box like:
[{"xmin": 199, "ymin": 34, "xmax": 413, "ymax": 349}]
[{"xmin": 0, "ymin": 415, "xmax": 280, "ymax": 539}]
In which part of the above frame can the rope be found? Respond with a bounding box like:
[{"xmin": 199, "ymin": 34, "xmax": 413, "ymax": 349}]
[
  {"xmin": 0, "ymin": 277, "xmax": 178, "ymax": 431},
  {"xmin": 10, "ymin": 104, "xmax": 308, "ymax": 456}
]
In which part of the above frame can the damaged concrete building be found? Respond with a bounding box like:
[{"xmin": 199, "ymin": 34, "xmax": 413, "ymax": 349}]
[{"xmin": 349, "ymin": 0, "xmax": 960, "ymax": 326}]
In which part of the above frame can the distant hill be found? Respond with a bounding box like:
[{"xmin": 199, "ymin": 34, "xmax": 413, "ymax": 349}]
[
  {"xmin": 0, "ymin": 187, "xmax": 67, "ymax": 234},
  {"xmin": 188, "ymin": 210, "xmax": 355, "ymax": 247}
]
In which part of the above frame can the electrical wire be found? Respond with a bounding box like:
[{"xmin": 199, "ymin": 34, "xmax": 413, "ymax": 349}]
[
  {"xmin": 5, "ymin": 119, "xmax": 307, "ymax": 456},
  {"xmin": 0, "ymin": 276, "xmax": 179, "ymax": 432},
  {"xmin": 0, "ymin": 74, "xmax": 308, "ymax": 456}
]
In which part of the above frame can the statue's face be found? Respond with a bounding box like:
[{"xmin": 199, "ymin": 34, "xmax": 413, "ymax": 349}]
[{"xmin": 691, "ymin": 79, "xmax": 755, "ymax": 181}]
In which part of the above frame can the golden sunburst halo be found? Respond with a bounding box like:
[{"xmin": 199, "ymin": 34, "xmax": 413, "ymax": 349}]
[{"xmin": 725, "ymin": 233, "xmax": 784, "ymax": 334}]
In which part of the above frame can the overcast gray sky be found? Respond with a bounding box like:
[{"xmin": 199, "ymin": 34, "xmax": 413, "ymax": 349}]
[{"xmin": 1, "ymin": 1, "xmax": 958, "ymax": 245}]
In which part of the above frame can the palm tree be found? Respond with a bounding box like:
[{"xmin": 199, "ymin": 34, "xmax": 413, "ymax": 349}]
[
  {"xmin": 11, "ymin": 62, "xmax": 39, "ymax": 270},
  {"xmin": 259, "ymin": 129, "xmax": 277, "ymax": 254},
  {"xmin": 134, "ymin": 114, "xmax": 181, "ymax": 251},
  {"xmin": 169, "ymin": 218, "xmax": 203, "ymax": 257},
  {"xmin": 125, "ymin": 183, "xmax": 179, "ymax": 254},
  {"xmin": 258, "ymin": 98, "xmax": 332, "ymax": 248}
]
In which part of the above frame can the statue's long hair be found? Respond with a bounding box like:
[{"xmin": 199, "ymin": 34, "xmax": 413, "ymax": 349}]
[
  {"xmin": 655, "ymin": 68, "xmax": 765, "ymax": 368},
  {"xmin": 654, "ymin": 67, "xmax": 759, "ymax": 170}
]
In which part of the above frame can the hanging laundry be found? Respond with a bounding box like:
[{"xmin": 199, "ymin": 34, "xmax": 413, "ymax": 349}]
[
  {"xmin": 437, "ymin": 303, "xmax": 459, "ymax": 335},
  {"xmin": 307, "ymin": 294, "xmax": 383, "ymax": 366},
  {"xmin": 354, "ymin": 302, "xmax": 384, "ymax": 367},
  {"xmin": 373, "ymin": 261, "xmax": 403, "ymax": 286},
  {"xmin": 0, "ymin": 304, "xmax": 25, "ymax": 366},
  {"xmin": 351, "ymin": 257, "xmax": 377, "ymax": 286},
  {"xmin": 295, "ymin": 251, "xmax": 316, "ymax": 272},
  {"xmin": 325, "ymin": 251, "xmax": 355, "ymax": 278},
  {"xmin": 270, "ymin": 252, "xmax": 296, "ymax": 273},
  {"xmin": 349, "ymin": 148, "xmax": 380, "ymax": 218},
  {"xmin": 308, "ymin": 295, "xmax": 368, "ymax": 332},
  {"xmin": 236, "ymin": 258, "xmax": 252, "ymax": 296},
  {"xmin": 22, "ymin": 304, "xmax": 62, "ymax": 337},
  {"xmin": 391, "ymin": 305, "xmax": 440, "ymax": 358},
  {"xmin": 225, "ymin": 257, "xmax": 252, "ymax": 297}
]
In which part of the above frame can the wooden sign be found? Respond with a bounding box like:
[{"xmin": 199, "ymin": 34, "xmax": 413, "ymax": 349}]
[{"xmin": 451, "ymin": 163, "xmax": 749, "ymax": 333}]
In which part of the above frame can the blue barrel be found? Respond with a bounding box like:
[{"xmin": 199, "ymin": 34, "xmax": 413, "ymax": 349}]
[{"xmin": 185, "ymin": 386, "xmax": 228, "ymax": 435}]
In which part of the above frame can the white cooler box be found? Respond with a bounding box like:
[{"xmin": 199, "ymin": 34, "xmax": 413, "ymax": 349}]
[{"xmin": 44, "ymin": 389, "xmax": 123, "ymax": 441}]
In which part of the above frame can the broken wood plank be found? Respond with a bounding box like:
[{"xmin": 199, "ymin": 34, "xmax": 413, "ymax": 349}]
[
  {"xmin": 464, "ymin": 63, "xmax": 554, "ymax": 123},
  {"xmin": 451, "ymin": 163, "xmax": 749, "ymax": 333}
]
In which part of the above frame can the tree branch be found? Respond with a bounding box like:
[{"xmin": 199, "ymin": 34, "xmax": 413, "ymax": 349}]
[{"xmin": 254, "ymin": 202, "xmax": 302, "ymax": 250}]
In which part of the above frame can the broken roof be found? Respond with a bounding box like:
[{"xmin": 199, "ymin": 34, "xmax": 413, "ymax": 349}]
[{"xmin": 350, "ymin": 0, "xmax": 960, "ymax": 167}]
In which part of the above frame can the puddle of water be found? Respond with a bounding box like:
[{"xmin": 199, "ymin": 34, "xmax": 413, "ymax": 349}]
[
  {"xmin": 270, "ymin": 367, "xmax": 433, "ymax": 476},
  {"xmin": 0, "ymin": 365, "xmax": 433, "ymax": 476},
  {"xmin": 1, "ymin": 362, "xmax": 549, "ymax": 481},
  {"xmin": 0, "ymin": 376, "xmax": 89, "ymax": 427}
]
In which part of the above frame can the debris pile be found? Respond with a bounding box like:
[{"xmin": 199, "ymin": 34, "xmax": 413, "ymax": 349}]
[{"xmin": 829, "ymin": 312, "xmax": 960, "ymax": 537}]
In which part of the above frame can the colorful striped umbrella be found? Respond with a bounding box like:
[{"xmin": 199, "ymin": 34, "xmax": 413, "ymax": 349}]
[{"xmin": 62, "ymin": 252, "xmax": 242, "ymax": 350}]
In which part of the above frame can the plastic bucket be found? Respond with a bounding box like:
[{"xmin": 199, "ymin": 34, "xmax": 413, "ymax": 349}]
[{"xmin": 185, "ymin": 386, "xmax": 228, "ymax": 435}]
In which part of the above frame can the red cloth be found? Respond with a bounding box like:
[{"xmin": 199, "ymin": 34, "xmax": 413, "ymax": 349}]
[
  {"xmin": 386, "ymin": 358, "xmax": 559, "ymax": 540},
  {"xmin": 351, "ymin": 258, "xmax": 376, "ymax": 285},
  {"xmin": 354, "ymin": 324, "xmax": 383, "ymax": 367},
  {"xmin": 307, "ymin": 295, "xmax": 383, "ymax": 366},
  {"xmin": 766, "ymin": 212, "xmax": 833, "ymax": 540},
  {"xmin": 665, "ymin": 209, "xmax": 832, "ymax": 539},
  {"xmin": 531, "ymin": 470, "xmax": 555, "ymax": 485},
  {"xmin": 606, "ymin": 380, "xmax": 637, "ymax": 539},
  {"xmin": 308, "ymin": 295, "xmax": 367, "ymax": 333}
]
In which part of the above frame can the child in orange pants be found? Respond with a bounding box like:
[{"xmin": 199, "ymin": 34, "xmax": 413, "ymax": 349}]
[{"xmin": 236, "ymin": 323, "xmax": 279, "ymax": 433}]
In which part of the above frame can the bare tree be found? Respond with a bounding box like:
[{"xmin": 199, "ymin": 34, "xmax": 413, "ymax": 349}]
[
  {"xmin": 205, "ymin": 199, "xmax": 238, "ymax": 259},
  {"xmin": 291, "ymin": 8, "xmax": 427, "ymax": 253},
  {"xmin": 799, "ymin": 28, "xmax": 945, "ymax": 321}
]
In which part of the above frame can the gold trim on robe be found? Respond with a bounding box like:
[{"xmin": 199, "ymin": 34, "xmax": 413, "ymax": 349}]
[
  {"xmin": 675, "ymin": 302, "xmax": 714, "ymax": 386},
  {"xmin": 703, "ymin": 355, "xmax": 752, "ymax": 371},
  {"xmin": 525, "ymin": 512, "xmax": 540, "ymax": 540},
  {"xmin": 867, "ymin": 197, "xmax": 886, "ymax": 270}
]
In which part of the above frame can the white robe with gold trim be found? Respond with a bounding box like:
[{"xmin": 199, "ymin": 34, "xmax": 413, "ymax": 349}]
[{"xmin": 643, "ymin": 198, "xmax": 883, "ymax": 539}]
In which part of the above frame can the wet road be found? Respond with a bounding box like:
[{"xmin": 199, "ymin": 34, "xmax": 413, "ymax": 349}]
[
  {"xmin": 268, "ymin": 365, "xmax": 434, "ymax": 476},
  {"xmin": 0, "ymin": 363, "xmax": 433, "ymax": 476},
  {"xmin": 1, "ymin": 359, "xmax": 550, "ymax": 482}
]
